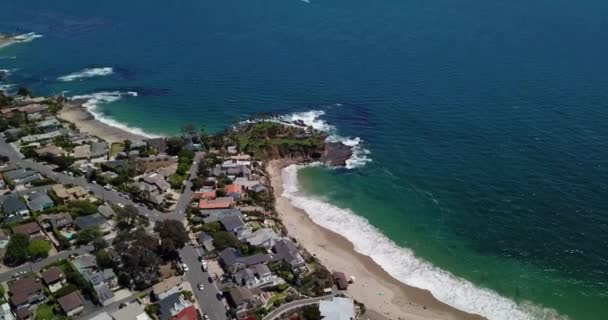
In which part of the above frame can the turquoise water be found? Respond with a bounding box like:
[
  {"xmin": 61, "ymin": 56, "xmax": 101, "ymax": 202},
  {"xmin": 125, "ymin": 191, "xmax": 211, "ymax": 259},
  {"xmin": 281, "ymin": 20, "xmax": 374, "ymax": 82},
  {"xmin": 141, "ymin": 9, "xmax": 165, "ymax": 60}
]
[{"xmin": 2, "ymin": 0, "xmax": 608, "ymax": 319}]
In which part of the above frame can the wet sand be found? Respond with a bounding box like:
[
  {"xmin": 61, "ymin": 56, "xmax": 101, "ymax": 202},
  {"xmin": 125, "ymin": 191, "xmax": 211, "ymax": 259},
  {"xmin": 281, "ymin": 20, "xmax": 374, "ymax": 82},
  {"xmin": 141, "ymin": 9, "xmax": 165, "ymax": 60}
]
[
  {"xmin": 58, "ymin": 101, "xmax": 148, "ymax": 143},
  {"xmin": 268, "ymin": 159, "xmax": 484, "ymax": 320}
]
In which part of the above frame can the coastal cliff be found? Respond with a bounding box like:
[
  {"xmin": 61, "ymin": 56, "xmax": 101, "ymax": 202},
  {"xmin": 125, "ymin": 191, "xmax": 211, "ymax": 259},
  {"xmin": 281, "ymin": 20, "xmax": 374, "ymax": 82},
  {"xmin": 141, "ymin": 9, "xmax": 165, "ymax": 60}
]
[{"xmin": 233, "ymin": 121, "xmax": 353, "ymax": 166}]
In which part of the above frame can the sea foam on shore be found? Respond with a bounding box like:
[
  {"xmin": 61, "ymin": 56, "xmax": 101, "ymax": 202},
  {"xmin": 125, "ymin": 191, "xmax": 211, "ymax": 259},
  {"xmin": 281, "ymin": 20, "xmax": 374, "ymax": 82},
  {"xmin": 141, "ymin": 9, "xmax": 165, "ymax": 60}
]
[
  {"xmin": 58, "ymin": 67, "xmax": 114, "ymax": 82},
  {"xmin": 70, "ymin": 91, "xmax": 161, "ymax": 139},
  {"xmin": 276, "ymin": 110, "xmax": 371, "ymax": 169},
  {"xmin": 281, "ymin": 164, "xmax": 565, "ymax": 320}
]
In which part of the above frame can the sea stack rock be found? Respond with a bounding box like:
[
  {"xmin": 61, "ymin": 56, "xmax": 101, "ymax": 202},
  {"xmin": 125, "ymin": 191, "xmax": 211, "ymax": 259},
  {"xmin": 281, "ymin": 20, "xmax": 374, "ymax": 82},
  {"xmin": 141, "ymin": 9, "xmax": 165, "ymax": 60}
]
[{"xmin": 321, "ymin": 142, "xmax": 353, "ymax": 167}]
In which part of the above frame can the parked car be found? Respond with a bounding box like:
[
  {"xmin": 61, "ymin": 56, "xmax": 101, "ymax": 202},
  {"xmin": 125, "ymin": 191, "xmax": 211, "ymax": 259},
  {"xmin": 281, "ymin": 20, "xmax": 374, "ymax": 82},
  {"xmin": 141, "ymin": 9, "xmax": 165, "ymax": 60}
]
[
  {"xmin": 203, "ymin": 314, "xmax": 209, "ymax": 320},
  {"xmin": 182, "ymin": 263, "xmax": 189, "ymax": 272},
  {"xmin": 198, "ymin": 283, "xmax": 204, "ymax": 291}
]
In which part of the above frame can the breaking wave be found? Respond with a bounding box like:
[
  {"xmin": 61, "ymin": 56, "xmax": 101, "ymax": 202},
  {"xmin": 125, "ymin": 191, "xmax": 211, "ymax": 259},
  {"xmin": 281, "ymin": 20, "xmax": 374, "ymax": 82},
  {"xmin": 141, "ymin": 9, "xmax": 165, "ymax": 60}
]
[
  {"xmin": 58, "ymin": 67, "xmax": 114, "ymax": 82},
  {"xmin": 282, "ymin": 164, "xmax": 566, "ymax": 320},
  {"xmin": 276, "ymin": 110, "xmax": 372, "ymax": 169},
  {"xmin": 69, "ymin": 91, "xmax": 161, "ymax": 138},
  {"xmin": 13, "ymin": 32, "xmax": 43, "ymax": 43}
]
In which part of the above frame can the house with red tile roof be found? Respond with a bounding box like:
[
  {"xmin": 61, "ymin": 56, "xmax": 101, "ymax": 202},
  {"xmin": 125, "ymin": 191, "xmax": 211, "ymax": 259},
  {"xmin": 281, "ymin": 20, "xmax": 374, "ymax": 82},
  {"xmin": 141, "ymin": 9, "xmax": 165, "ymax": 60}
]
[
  {"xmin": 225, "ymin": 184, "xmax": 243, "ymax": 200},
  {"xmin": 172, "ymin": 305, "xmax": 197, "ymax": 320},
  {"xmin": 192, "ymin": 190, "xmax": 216, "ymax": 200},
  {"xmin": 198, "ymin": 197, "xmax": 233, "ymax": 210}
]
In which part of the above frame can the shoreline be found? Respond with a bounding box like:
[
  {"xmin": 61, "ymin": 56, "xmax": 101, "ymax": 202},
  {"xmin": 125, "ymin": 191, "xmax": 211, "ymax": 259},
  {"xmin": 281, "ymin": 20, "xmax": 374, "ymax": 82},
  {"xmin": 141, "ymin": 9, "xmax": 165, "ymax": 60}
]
[
  {"xmin": 58, "ymin": 100, "xmax": 148, "ymax": 143},
  {"xmin": 267, "ymin": 159, "xmax": 484, "ymax": 320}
]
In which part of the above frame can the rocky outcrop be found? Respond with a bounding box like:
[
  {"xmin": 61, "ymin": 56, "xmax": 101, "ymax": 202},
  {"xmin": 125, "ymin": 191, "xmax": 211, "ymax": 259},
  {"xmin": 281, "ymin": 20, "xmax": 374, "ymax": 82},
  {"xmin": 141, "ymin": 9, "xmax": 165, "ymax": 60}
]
[{"xmin": 320, "ymin": 142, "xmax": 353, "ymax": 167}]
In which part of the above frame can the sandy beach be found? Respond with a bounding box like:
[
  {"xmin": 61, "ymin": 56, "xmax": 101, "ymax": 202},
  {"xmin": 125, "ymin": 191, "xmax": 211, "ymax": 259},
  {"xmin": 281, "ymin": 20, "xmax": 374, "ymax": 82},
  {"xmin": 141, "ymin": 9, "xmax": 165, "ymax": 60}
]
[
  {"xmin": 58, "ymin": 100, "xmax": 148, "ymax": 143},
  {"xmin": 268, "ymin": 160, "xmax": 484, "ymax": 320}
]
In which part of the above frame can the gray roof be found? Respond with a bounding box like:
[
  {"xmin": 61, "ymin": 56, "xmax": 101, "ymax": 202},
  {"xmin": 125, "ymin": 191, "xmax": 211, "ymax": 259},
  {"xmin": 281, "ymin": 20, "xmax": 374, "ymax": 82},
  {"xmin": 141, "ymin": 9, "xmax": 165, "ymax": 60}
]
[
  {"xmin": 158, "ymin": 293, "xmax": 184, "ymax": 320},
  {"xmin": 4, "ymin": 169, "xmax": 38, "ymax": 181},
  {"xmin": 1, "ymin": 196, "xmax": 27, "ymax": 214},
  {"xmin": 220, "ymin": 215, "xmax": 246, "ymax": 232},
  {"xmin": 272, "ymin": 239, "xmax": 305, "ymax": 268},
  {"xmin": 74, "ymin": 214, "xmax": 106, "ymax": 230},
  {"xmin": 97, "ymin": 205, "xmax": 116, "ymax": 218},
  {"xmin": 245, "ymin": 228, "xmax": 280, "ymax": 248},
  {"xmin": 111, "ymin": 302, "xmax": 146, "ymax": 320},
  {"xmin": 202, "ymin": 209, "xmax": 242, "ymax": 224},
  {"xmin": 249, "ymin": 184, "xmax": 267, "ymax": 193},
  {"xmin": 90, "ymin": 142, "xmax": 108, "ymax": 158},
  {"xmin": 220, "ymin": 247, "xmax": 271, "ymax": 272},
  {"xmin": 27, "ymin": 193, "xmax": 54, "ymax": 212}
]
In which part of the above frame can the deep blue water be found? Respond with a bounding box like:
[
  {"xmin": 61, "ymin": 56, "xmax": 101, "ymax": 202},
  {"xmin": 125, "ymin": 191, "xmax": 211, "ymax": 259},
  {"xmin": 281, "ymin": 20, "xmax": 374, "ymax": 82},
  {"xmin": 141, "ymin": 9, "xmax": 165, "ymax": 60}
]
[{"xmin": 2, "ymin": 0, "xmax": 608, "ymax": 319}]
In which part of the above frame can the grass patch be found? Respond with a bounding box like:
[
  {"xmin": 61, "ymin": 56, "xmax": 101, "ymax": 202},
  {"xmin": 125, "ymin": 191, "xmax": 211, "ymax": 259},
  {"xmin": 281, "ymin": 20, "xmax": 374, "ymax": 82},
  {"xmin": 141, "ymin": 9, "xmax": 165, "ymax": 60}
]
[
  {"xmin": 110, "ymin": 142, "xmax": 124, "ymax": 157},
  {"xmin": 35, "ymin": 303, "xmax": 66, "ymax": 320}
]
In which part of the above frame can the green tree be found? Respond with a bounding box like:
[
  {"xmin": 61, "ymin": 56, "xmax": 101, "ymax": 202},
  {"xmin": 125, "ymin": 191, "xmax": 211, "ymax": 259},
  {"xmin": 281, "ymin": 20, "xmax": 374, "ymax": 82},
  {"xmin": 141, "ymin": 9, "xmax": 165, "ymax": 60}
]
[
  {"xmin": 76, "ymin": 228, "xmax": 100, "ymax": 245},
  {"xmin": 154, "ymin": 220, "xmax": 189, "ymax": 255},
  {"xmin": 118, "ymin": 204, "xmax": 140, "ymax": 226},
  {"xmin": 301, "ymin": 305, "xmax": 322, "ymax": 320},
  {"xmin": 5, "ymin": 233, "xmax": 30, "ymax": 264},
  {"xmin": 202, "ymin": 222, "xmax": 221, "ymax": 235},
  {"xmin": 95, "ymin": 250, "xmax": 114, "ymax": 269},
  {"xmin": 28, "ymin": 240, "xmax": 52, "ymax": 258},
  {"xmin": 212, "ymin": 231, "xmax": 240, "ymax": 250},
  {"xmin": 123, "ymin": 139, "xmax": 132, "ymax": 152},
  {"xmin": 166, "ymin": 137, "xmax": 185, "ymax": 156}
]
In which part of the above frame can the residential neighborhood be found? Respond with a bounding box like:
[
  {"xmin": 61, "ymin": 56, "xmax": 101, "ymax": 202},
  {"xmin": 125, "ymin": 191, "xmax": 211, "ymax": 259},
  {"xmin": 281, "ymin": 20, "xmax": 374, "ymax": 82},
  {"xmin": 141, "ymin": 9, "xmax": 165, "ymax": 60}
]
[{"xmin": 0, "ymin": 92, "xmax": 363, "ymax": 320}]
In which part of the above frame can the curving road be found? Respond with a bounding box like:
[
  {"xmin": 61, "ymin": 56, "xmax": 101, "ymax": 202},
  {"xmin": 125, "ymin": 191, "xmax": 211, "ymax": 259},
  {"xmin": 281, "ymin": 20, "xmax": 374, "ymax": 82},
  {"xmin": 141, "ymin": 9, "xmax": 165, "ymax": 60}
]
[{"xmin": 263, "ymin": 294, "xmax": 335, "ymax": 320}]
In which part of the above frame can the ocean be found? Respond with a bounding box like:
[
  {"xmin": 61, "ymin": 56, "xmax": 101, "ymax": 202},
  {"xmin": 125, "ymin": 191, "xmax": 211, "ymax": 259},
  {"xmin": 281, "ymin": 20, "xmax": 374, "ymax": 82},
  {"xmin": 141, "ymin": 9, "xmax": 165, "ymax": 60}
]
[{"xmin": 2, "ymin": 0, "xmax": 608, "ymax": 319}]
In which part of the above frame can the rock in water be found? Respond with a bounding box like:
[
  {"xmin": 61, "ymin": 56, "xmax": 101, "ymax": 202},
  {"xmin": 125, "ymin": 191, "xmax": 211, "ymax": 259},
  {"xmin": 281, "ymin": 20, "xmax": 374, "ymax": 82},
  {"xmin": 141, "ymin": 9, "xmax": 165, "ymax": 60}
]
[{"xmin": 321, "ymin": 142, "xmax": 353, "ymax": 166}]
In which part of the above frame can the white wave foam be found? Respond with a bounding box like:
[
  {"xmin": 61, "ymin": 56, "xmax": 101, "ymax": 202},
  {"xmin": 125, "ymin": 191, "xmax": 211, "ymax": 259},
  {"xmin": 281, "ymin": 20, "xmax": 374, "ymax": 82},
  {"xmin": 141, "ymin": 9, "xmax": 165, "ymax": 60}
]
[
  {"xmin": 275, "ymin": 110, "xmax": 372, "ymax": 169},
  {"xmin": 282, "ymin": 164, "xmax": 566, "ymax": 320},
  {"xmin": 13, "ymin": 32, "xmax": 43, "ymax": 43},
  {"xmin": 58, "ymin": 67, "xmax": 114, "ymax": 82},
  {"xmin": 0, "ymin": 84, "xmax": 15, "ymax": 92},
  {"xmin": 69, "ymin": 91, "xmax": 161, "ymax": 138}
]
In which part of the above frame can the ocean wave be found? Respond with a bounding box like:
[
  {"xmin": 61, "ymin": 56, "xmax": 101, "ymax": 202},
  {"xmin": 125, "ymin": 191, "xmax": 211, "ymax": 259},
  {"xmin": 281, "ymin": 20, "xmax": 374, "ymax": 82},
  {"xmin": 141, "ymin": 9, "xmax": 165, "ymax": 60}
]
[
  {"xmin": 0, "ymin": 84, "xmax": 15, "ymax": 93},
  {"xmin": 13, "ymin": 32, "xmax": 43, "ymax": 43},
  {"xmin": 282, "ymin": 164, "xmax": 566, "ymax": 320},
  {"xmin": 276, "ymin": 110, "xmax": 372, "ymax": 169},
  {"xmin": 58, "ymin": 67, "xmax": 114, "ymax": 82},
  {"xmin": 69, "ymin": 91, "xmax": 161, "ymax": 139}
]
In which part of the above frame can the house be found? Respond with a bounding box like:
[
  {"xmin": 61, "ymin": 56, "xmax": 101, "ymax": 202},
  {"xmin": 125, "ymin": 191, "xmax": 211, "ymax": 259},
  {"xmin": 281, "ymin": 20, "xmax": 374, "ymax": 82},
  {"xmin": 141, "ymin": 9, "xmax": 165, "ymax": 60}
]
[
  {"xmin": 97, "ymin": 171, "xmax": 119, "ymax": 183},
  {"xmin": 41, "ymin": 267, "xmax": 66, "ymax": 293},
  {"xmin": 233, "ymin": 264, "xmax": 273, "ymax": 288},
  {"xmin": 97, "ymin": 205, "xmax": 116, "ymax": 219},
  {"xmin": 201, "ymin": 209, "xmax": 242, "ymax": 224},
  {"xmin": 145, "ymin": 138, "xmax": 167, "ymax": 154},
  {"xmin": 3, "ymin": 169, "xmax": 42, "ymax": 186},
  {"xmin": 89, "ymin": 313, "xmax": 112, "ymax": 320},
  {"xmin": 13, "ymin": 222, "xmax": 42, "ymax": 239},
  {"xmin": 191, "ymin": 190, "xmax": 216, "ymax": 200},
  {"xmin": 225, "ymin": 184, "xmax": 243, "ymax": 200},
  {"xmin": 244, "ymin": 228, "xmax": 280, "ymax": 250},
  {"xmin": 34, "ymin": 145, "xmax": 65, "ymax": 158},
  {"xmin": 90, "ymin": 142, "xmax": 108, "ymax": 159},
  {"xmin": 142, "ymin": 173, "xmax": 171, "ymax": 193},
  {"xmin": 219, "ymin": 247, "xmax": 270, "ymax": 274},
  {"xmin": 197, "ymin": 231, "xmax": 215, "ymax": 252},
  {"xmin": 219, "ymin": 215, "xmax": 249, "ymax": 238},
  {"xmin": 0, "ymin": 229, "xmax": 10, "ymax": 249},
  {"xmin": 226, "ymin": 287, "xmax": 261, "ymax": 312},
  {"xmin": 8, "ymin": 277, "xmax": 45, "ymax": 309},
  {"xmin": 319, "ymin": 297, "xmax": 355, "ymax": 320},
  {"xmin": 111, "ymin": 302, "xmax": 151, "ymax": 320},
  {"xmin": 19, "ymin": 129, "xmax": 68, "ymax": 145},
  {"xmin": 333, "ymin": 271, "xmax": 349, "ymax": 290},
  {"xmin": 57, "ymin": 292, "xmax": 84, "ymax": 317},
  {"xmin": 51, "ymin": 184, "xmax": 88, "ymax": 202},
  {"xmin": 72, "ymin": 144, "xmax": 91, "ymax": 160},
  {"xmin": 72, "ymin": 255, "xmax": 117, "ymax": 306},
  {"xmin": 4, "ymin": 127, "xmax": 24, "ymax": 141},
  {"xmin": 35, "ymin": 118, "xmax": 62, "ymax": 133},
  {"xmin": 226, "ymin": 166, "xmax": 251, "ymax": 178},
  {"xmin": 271, "ymin": 238, "xmax": 306, "ymax": 272},
  {"xmin": 248, "ymin": 184, "xmax": 267, "ymax": 194},
  {"xmin": 25, "ymin": 192, "xmax": 54, "ymax": 212},
  {"xmin": 1, "ymin": 196, "xmax": 29, "ymax": 216},
  {"xmin": 172, "ymin": 305, "xmax": 197, "ymax": 320},
  {"xmin": 158, "ymin": 293, "xmax": 192, "ymax": 320},
  {"xmin": 38, "ymin": 212, "xmax": 73, "ymax": 230},
  {"xmin": 198, "ymin": 197, "xmax": 233, "ymax": 210},
  {"xmin": 74, "ymin": 214, "xmax": 107, "ymax": 230},
  {"xmin": 152, "ymin": 276, "xmax": 183, "ymax": 300}
]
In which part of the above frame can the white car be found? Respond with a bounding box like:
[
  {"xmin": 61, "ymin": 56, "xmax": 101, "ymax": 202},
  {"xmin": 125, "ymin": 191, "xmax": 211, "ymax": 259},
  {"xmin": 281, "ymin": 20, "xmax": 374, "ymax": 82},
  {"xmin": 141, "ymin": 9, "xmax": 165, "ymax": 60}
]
[
  {"xmin": 182, "ymin": 263, "xmax": 189, "ymax": 272},
  {"xmin": 198, "ymin": 283, "xmax": 204, "ymax": 291}
]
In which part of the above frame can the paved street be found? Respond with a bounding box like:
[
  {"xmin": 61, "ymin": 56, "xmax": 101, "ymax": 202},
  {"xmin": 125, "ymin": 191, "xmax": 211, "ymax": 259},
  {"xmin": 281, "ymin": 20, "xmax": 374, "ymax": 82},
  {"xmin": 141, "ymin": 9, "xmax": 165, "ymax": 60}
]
[
  {"xmin": 0, "ymin": 245, "xmax": 93, "ymax": 283},
  {"xmin": 180, "ymin": 245, "xmax": 228, "ymax": 320},
  {"xmin": 0, "ymin": 139, "xmax": 228, "ymax": 320}
]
